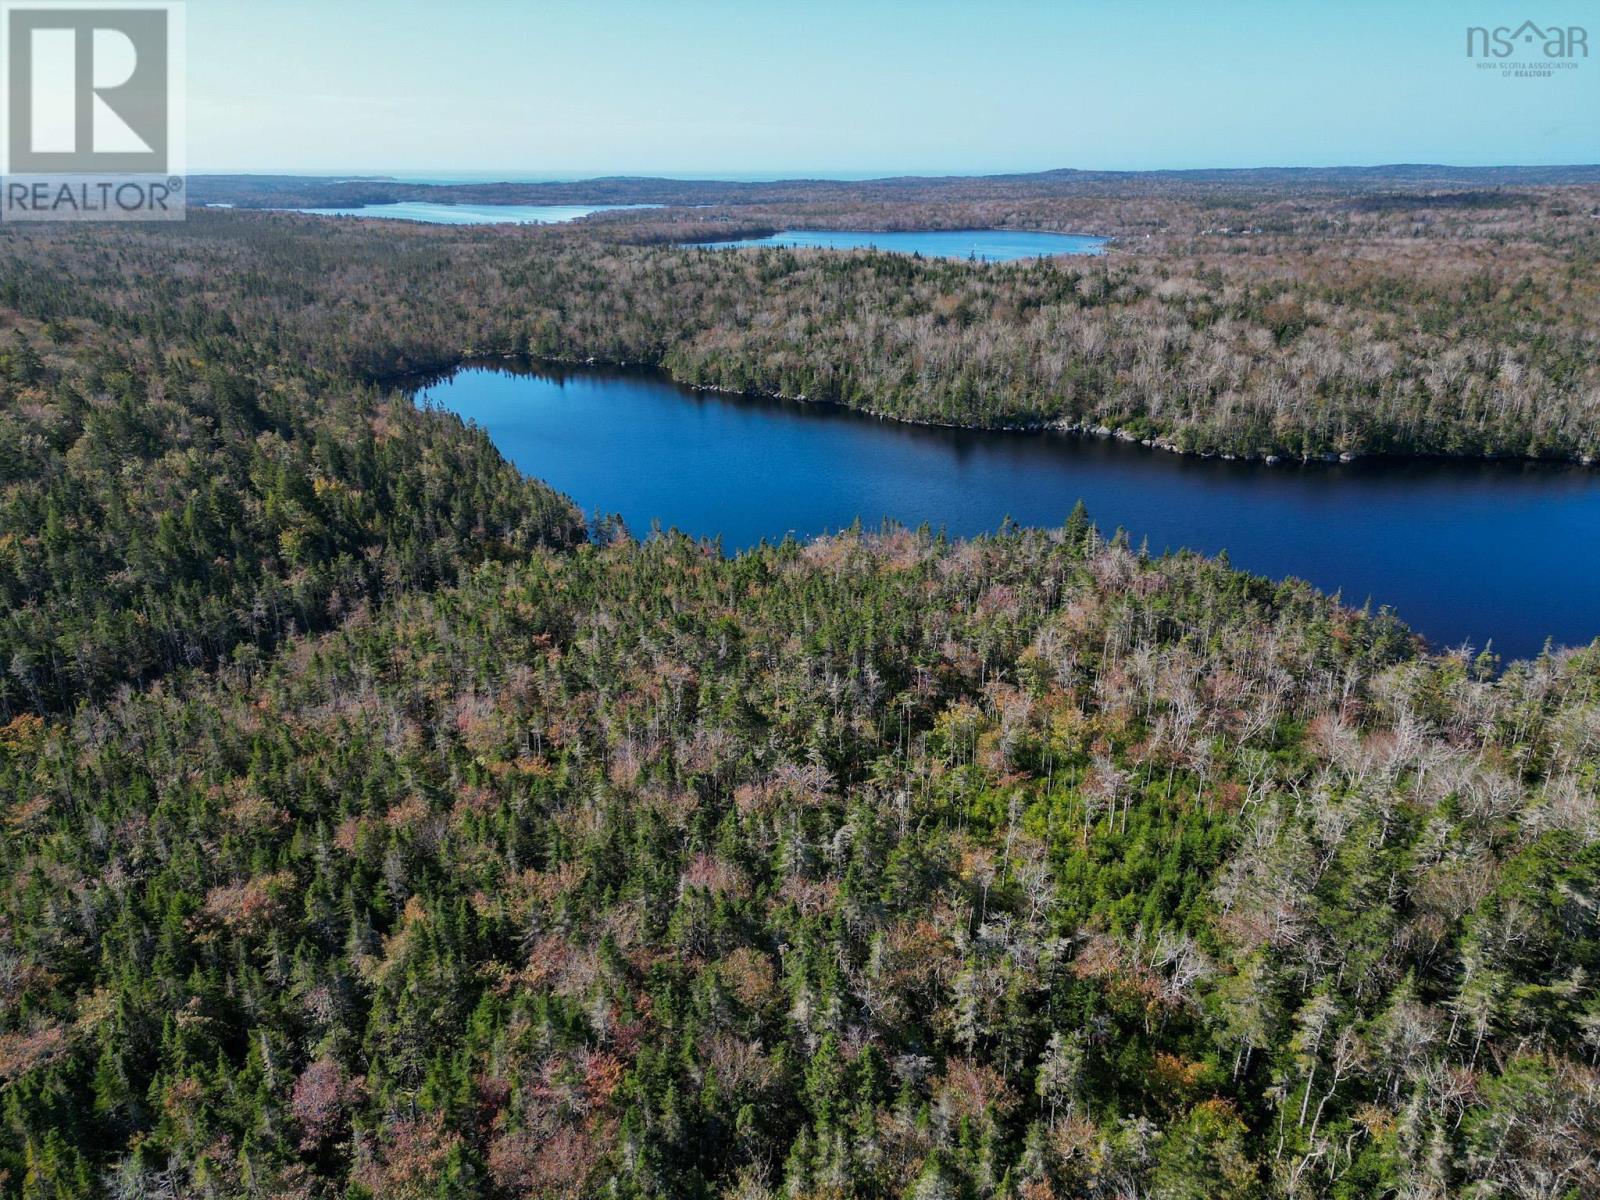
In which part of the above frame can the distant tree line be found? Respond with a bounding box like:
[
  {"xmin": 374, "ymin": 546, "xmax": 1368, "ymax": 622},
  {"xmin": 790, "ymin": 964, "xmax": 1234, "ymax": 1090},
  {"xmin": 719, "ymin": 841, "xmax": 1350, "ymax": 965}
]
[{"xmin": 2, "ymin": 192, "xmax": 1596, "ymax": 468}]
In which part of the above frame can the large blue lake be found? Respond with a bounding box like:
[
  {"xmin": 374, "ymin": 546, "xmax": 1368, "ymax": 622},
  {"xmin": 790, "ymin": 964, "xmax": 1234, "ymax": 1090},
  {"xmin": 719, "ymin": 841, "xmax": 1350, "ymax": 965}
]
[
  {"xmin": 421, "ymin": 364, "xmax": 1600, "ymax": 660},
  {"xmin": 292, "ymin": 202, "xmax": 656, "ymax": 225},
  {"xmin": 698, "ymin": 228, "xmax": 1107, "ymax": 260}
]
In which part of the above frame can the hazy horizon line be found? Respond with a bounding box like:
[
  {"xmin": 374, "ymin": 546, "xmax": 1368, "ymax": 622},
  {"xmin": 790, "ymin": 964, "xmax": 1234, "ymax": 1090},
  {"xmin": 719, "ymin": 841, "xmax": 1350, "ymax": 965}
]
[{"xmin": 190, "ymin": 160, "xmax": 1600, "ymax": 184}]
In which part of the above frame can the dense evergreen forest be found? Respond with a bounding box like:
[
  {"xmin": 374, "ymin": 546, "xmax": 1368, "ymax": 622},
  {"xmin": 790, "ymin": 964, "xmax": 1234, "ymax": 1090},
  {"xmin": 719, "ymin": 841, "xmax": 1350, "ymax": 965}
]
[
  {"xmin": 0, "ymin": 187, "xmax": 1598, "ymax": 1198},
  {"xmin": 3, "ymin": 525, "xmax": 1598, "ymax": 1199},
  {"xmin": 0, "ymin": 312, "xmax": 582, "ymax": 716}
]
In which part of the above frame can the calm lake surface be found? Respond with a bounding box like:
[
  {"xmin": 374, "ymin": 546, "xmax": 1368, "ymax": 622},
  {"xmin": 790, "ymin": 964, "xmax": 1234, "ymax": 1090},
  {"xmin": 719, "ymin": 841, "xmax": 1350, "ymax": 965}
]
[
  {"xmin": 293, "ymin": 202, "xmax": 656, "ymax": 225},
  {"xmin": 421, "ymin": 364, "xmax": 1600, "ymax": 660},
  {"xmin": 698, "ymin": 229, "xmax": 1107, "ymax": 260}
]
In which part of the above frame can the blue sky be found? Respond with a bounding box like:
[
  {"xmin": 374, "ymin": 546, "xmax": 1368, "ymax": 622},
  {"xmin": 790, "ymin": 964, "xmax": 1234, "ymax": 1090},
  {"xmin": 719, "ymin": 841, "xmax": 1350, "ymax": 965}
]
[{"xmin": 190, "ymin": 0, "xmax": 1600, "ymax": 176}]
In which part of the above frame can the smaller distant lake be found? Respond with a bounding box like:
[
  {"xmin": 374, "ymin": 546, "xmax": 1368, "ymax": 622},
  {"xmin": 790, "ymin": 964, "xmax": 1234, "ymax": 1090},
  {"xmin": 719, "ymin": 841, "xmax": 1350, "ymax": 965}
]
[
  {"xmin": 291, "ymin": 202, "xmax": 657, "ymax": 225},
  {"xmin": 697, "ymin": 228, "xmax": 1107, "ymax": 260}
]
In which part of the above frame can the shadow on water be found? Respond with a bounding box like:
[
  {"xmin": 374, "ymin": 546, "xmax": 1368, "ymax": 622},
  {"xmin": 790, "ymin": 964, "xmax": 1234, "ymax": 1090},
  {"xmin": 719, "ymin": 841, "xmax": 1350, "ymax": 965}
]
[{"xmin": 413, "ymin": 360, "xmax": 1600, "ymax": 661}]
